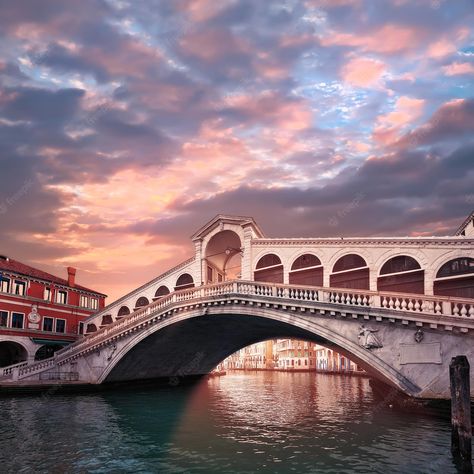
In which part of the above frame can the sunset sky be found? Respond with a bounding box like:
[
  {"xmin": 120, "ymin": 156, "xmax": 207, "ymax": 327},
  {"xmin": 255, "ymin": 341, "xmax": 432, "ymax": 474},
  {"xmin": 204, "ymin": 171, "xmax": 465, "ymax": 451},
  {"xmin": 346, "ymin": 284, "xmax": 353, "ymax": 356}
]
[{"xmin": 1, "ymin": 0, "xmax": 473, "ymax": 301}]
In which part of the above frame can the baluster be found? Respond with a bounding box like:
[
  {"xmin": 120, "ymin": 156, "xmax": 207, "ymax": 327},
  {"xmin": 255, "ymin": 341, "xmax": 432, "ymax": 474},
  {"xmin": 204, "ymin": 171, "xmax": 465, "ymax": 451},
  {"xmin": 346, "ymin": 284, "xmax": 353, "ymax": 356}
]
[
  {"xmin": 401, "ymin": 299, "xmax": 407, "ymax": 310},
  {"xmin": 468, "ymin": 305, "xmax": 474, "ymax": 317},
  {"xmin": 452, "ymin": 304, "xmax": 460, "ymax": 316},
  {"xmin": 395, "ymin": 298, "xmax": 400, "ymax": 310},
  {"xmin": 414, "ymin": 300, "xmax": 420, "ymax": 312},
  {"xmin": 356, "ymin": 295, "xmax": 362, "ymax": 305},
  {"xmin": 388, "ymin": 297, "xmax": 394, "ymax": 309},
  {"xmin": 460, "ymin": 305, "xmax": 468, "ymax": 317},
  {"xmin": 381, "ymin": 296, "xmax": 387, "ymax": 308}
]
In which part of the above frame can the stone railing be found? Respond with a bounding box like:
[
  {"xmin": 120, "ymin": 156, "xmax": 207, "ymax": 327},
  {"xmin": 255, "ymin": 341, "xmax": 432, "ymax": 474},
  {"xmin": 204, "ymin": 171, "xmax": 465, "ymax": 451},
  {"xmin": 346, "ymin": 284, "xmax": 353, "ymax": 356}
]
[
  {"xmin": 55, "ymin": 281, "xmax": 474, "ymax": 363},
  {"xmin": 2, "ymin": 360, "xmax": 28, "ymax": 377},
  {"xmin": 2, "ymin": 280, "xmax": 473, "ymax": 380}
]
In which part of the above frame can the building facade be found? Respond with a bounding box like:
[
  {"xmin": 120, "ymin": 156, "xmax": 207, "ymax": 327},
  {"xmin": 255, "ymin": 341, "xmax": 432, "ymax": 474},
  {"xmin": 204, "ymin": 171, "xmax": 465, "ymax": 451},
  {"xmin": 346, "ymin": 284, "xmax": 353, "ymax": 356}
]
[
  {"xmin": 0, "ymin": 256, "xmax": 106, "ymax": 367},
  {"xmin": 221, "ymin": 338, "xmax": 364, "ymax": 374}
]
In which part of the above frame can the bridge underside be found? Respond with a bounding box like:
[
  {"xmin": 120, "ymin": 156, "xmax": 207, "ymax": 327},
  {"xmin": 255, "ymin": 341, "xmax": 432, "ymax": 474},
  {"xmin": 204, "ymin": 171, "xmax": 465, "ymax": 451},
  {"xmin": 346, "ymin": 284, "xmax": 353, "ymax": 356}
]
[{"xmin": 104, "ymin": 314, "xmax": 330, "ymax": 383}]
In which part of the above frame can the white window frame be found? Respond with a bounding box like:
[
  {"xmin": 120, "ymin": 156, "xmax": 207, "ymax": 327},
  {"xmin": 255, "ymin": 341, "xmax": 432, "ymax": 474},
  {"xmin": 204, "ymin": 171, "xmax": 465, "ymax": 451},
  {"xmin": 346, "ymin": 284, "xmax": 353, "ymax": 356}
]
[
  {"xmin": 90, "ymin": 298, "xmax": 98, "ymax": 310},
  {"xmin": 43, "ymin": 316, "xmax": 54, "ymax": 332},
  {"xmin": 44, "ymin": 287, "xmax": 52, "ymax": 301},
  {"xmin": 11, "ymin": 312, "xmax": 25, "ymax": 329},
  {"xmin": 0, "ymin": 310, "xmax": 9, "ymax": 327},
  {"xmin": 55, "ymin": 318, "xmax": 66, "ymax": 334},
  {"xmin": 13, "ymin": 280, "xmax": 26, "ymax": 296},
  {"xmin": 80, "ymin": 295, "xmax": 89, "ymax": 308},
  {"xmin": 55, "ymin": 290, "xmax": 67, "ymax": 305},
  {"xmin": 0, "ymin": 277, "xmax": 10, "ymax": 293}
]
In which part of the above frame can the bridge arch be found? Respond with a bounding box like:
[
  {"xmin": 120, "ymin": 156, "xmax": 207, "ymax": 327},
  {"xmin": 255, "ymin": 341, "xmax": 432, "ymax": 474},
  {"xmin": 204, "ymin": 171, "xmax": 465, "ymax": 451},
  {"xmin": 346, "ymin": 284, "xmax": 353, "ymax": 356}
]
[
  {"xmin": 204, "ymin": 230, "xmax": 242, "ymax": 282},
  {"xmin": 97, "ymin": 306, "xmax": 419, "ymax": 396},
  {"xmin": 154, "ymin": 285, "xmax": 170, "ymax": 298},
  {"xmin": 175, "ymin": 273, "xmax": 194, "ymax": 291},
  {"xmin": 330, "ymin": 253, "xmax": 370, "ymax": 290},
  {"xmin": 254, "ymin": 253, "xmax": 284, "ymax": 283},
  {"xmin": 289, "ymin": 253, "xmax": 323, "ymax": 286},
  {"xmin": 433, "ymin": 257, "xmax": 474, "ymax": 298},
  {"xmin": 117, "ymin": 306, "xmax": 131, "ymax": 318},
  {"xmin": 135, "ymin": 296, "xmax": 150, "ymax": 309},
  {"xmin": 377, "ymin": 255, "xmax": 424, "ymax": 295}
]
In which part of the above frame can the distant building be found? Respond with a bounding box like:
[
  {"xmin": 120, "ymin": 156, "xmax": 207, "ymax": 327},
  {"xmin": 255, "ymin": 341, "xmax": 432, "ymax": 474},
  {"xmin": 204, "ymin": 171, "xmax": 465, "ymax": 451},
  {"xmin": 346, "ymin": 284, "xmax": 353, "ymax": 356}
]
[
  {"xmin": 274, "ymin": 339, "xmax": 316, "ymax": 370},
  {"xmin": 314, "ymin": 345, "xmax": 365, "ymax": 374},
  {"xmin": 222, "ymin": 338, "xmax": 365, "ymax": 374},
  {"xmin": 0, "ymin": 255, "xmax": 106, "ymax": 367}
]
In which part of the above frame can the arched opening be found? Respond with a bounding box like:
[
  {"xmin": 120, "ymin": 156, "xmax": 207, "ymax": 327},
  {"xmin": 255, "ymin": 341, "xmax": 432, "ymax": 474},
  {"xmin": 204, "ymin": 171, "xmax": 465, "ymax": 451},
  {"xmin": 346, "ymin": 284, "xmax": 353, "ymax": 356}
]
[
  {"xmin": 434, "ymin": 257, "xmax": 474, "ymax": 298},
  {"xmin": 205, "ymin": 230, "xmax": 242, "ymax": 283},
  {"xmin": 289, "ymin": 254, "xmax": 323, "ymax": 286},
  {"xmin": 101, "ymin": 314, "xmax": 113, "ymax": 326},
  {"xmin": 330, "ymin": 254, "xmax": 369, "ymax": 290},
  {"xmin": 100, "ymin": 311, "xmax": 412, "ymax": 396},
  {"xmin": 34, "ymin": 344, "xmax": 63, "ymax": 361},
  {"xmin": 175, "ymin": 273, "xmax": 195, "ymax": 291},
  {"xmin": 154, "ymin": 285, "xmax": 170, "ymax": 299},
  {"xmin": 254, "ymin": 254, "xmax": 284, "ymax": 283},
  {"xmin": 117, "ymin": 306, "xmax": 131, "ymax": 319},
  {"xmin": 378, "ymin": 256, "xmax": 424, "ymax": 295},
  {"xmin": 0, "ymin": 341, "xmax": 28, "ymax": 367},
  {"xmin": 86, "ymin": 323, "xmax": 97, "ymax": 334},
  {"xmin": 135, "ymin": 296, "xmax": 150, "ymax": 309}
]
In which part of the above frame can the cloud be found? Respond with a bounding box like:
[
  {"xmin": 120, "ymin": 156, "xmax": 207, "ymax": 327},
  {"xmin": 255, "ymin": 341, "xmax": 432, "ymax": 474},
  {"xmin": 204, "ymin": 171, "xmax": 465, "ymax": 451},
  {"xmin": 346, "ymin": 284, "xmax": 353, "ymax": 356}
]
[
  {"xmin": 341, "ymin": 57, "xmax": 387, "ymax": 87},
  {"xmin": 442, "ymin": 62, "xmax": 474, "ymax": 76}
]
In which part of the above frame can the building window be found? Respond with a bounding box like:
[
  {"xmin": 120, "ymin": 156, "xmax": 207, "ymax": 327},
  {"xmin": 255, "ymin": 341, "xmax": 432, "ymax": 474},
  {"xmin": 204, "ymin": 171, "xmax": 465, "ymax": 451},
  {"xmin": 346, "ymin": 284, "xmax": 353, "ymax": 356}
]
[
  {"xmin": 55, "ymin": 319, "xmax": 66, "ymax": 333},
  {"xmin": 11, "ymin": 312, "xmax": 24, "ymax": 329},
  {"xmin": 13, "ymin": 280, "xmax": 26, "ymax": 296},
  {"xmin": 43, "ymin": 317, "xmax": 54, "ymax": 332},
  {"xmin": 0, "ymin": 311, "xmax": 8, "ymax": 327},
  {"xmin": 56, "ymin": 290, "xmax": 67, "ymax": 305},
  {"xmin": 0, "ymin": 277, "xmax": 10, "ymax": 293},
  {"xmin": 90, "ymin": 298, "xmax": 98, "ymax": 310},
  {"xmin": 44, "ymin": 287, "xmax": 52, "ymax": 301},
  {"xmin": 80, "ymin": 295, "xmax": 88, "ymax": 308},
  {"xmin": 78, "ymin": 322, "xmax": 84, "ymax": 335}
]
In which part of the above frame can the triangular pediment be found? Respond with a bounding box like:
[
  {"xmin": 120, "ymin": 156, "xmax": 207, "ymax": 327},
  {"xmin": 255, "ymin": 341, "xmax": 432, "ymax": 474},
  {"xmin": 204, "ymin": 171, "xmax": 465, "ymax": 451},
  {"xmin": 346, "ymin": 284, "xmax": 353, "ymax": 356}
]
[{"xmin": 191, "ymin": 214, "xmax": 265, "ymax": 241}]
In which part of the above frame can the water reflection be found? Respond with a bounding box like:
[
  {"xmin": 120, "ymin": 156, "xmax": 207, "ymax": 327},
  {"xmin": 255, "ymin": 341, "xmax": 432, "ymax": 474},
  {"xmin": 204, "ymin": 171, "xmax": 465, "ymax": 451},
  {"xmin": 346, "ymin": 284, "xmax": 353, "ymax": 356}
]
[{"xmin": 0, "ymin": 372, "xmax": 463, "ymax": 473}]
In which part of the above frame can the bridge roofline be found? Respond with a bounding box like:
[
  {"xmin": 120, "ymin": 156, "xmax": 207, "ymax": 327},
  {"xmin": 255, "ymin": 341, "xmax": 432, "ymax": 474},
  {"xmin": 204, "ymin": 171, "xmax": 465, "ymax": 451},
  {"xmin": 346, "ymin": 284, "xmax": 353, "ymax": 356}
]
[
  {"xmin": 191, "ymin": 214, "xmax": 265, "ymax": 241},
  {"xmin": 252, "ymin": 236, "xmax": 474, "ymax": 246},
  {"xmin": 455, "ymin": 209, "xmax": 474, "ymax": 236}
]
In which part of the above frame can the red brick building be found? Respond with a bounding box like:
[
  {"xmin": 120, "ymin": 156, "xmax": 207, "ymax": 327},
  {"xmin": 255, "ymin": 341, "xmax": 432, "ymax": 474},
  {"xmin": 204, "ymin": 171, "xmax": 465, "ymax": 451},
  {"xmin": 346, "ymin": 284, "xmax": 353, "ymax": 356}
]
[{"xmin": 0, "ymin": 255, "xmax": 106, "ymax": 367}]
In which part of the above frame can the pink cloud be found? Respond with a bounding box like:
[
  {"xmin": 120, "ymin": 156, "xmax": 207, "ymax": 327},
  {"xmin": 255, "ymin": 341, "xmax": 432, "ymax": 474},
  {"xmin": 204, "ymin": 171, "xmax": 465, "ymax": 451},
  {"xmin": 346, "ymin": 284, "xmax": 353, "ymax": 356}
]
[
  {"xmin": 323, "ymin": 24, "xmax": 424, "ymax": 54},
  {"xmin": 341, "ymin": 57, "xmax": 386, "ymax": 87},
  {"xmin": 373, "ymin": 96, "xmax": 425, "ymax": 145},
  {"xmin": 443, "ymin": 62, "xmax": 474, "ymax": 76}
]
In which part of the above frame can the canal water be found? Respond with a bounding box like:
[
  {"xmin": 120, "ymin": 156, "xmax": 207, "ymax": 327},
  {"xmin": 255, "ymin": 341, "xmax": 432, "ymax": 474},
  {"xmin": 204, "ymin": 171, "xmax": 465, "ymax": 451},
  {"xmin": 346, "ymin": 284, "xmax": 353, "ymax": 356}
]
[{"xmin": 0, "ymin": 371, "xmax": 464, "ymax": 473}]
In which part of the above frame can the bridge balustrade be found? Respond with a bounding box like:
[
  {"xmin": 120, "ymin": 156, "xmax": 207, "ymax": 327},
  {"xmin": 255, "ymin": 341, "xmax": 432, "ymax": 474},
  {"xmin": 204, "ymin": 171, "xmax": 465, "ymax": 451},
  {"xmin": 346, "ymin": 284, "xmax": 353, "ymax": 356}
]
[{"xmin": 2, "ymin": 280, "xmax": 473, "ymax": 381}]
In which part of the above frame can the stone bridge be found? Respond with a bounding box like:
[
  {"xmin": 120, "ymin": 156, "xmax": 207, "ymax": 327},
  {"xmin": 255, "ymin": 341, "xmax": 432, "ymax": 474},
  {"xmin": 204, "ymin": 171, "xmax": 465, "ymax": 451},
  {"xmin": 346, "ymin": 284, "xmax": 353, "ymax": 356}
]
[{"xmin": 2, "ymin": 280, "xmax": 474, "ymax": 399}]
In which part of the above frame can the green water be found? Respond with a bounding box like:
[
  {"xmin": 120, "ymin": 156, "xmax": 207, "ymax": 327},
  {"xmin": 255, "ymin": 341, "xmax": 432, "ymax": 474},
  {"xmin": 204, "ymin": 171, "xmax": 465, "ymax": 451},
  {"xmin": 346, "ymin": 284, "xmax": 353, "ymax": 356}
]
[{"xmin": 0, "ymin": 372, "xmax": 466, "ymax": 473}]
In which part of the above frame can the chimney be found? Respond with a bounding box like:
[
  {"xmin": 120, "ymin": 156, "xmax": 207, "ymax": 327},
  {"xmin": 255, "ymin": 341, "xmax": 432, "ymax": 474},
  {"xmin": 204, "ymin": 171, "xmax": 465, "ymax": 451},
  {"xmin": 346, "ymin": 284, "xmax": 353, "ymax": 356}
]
[{"xmin": 67, "ymin": 267, "xmax": 76, "ymax": 287}]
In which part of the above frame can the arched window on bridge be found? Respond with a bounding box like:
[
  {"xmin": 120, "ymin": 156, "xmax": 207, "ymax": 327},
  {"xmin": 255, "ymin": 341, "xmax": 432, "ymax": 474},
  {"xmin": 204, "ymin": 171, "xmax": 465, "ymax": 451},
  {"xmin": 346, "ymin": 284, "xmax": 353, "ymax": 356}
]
[
  {"xmin": 434, "ymin": 257, "xmax": 474, "ymax": 298},
  {"xmin": 378, "ymin": 256, "xmax": 424, "ymax": 294},
  {"xmin": 289, "ymin": 254, "xmax": 323, "ymax": 286},
  {"xmin": 85, "ymin": 323, "xmax": 97, "ymax": 334},
  {"xmin": 117, "ymin": 306, "xmax": 130, "ymax": 318},
  {"xmin": 100, "ymin": 314, "xmax": 113, "ymax": 327},
  {"xmin": 154, "ymin": 285, "xmax": 170, "ymax": 299},
  {"xmin": 135, "ymin": 296, "xmax": 150, "ymax": 309},
  {"xmin": 330, "ymin": 254, "xmax": 369, "ymax": 290},
  {"xmin": 175, "ymin": 273, "xmax": 194, "ymax": 291},
  {"xmin": 254, "ymin": 254, "xmax": 284, "ymax": 284}
]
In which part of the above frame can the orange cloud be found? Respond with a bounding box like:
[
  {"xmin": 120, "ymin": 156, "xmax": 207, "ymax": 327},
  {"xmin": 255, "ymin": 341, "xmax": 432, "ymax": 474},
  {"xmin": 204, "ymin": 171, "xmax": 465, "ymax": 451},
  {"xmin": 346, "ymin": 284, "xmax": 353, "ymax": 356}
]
[{"xmin": 341, "ymin": 57, "xmax": 386, "ymax": 87}]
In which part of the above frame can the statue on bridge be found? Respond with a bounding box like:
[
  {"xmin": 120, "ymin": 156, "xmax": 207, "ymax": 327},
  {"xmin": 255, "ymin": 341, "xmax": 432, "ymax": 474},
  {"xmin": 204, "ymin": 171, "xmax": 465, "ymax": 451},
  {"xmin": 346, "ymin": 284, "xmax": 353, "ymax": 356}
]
[{"xmin": 358, "ymin": 325, "xmax": 383, "ymax": 349}]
